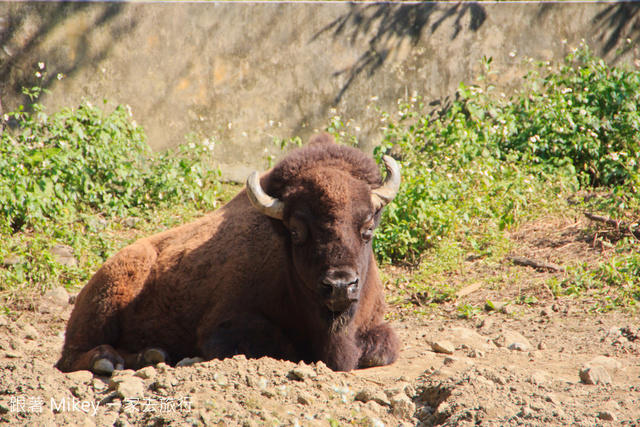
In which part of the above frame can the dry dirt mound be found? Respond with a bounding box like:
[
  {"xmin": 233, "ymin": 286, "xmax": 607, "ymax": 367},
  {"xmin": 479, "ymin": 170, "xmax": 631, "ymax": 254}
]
[
  {"xmin": 1, "ymin": 214, "xmax": 639, "ymax": 426},
  {"xmin": 0, "ymin": 299, "xmax": 638, "ymax": 426}
]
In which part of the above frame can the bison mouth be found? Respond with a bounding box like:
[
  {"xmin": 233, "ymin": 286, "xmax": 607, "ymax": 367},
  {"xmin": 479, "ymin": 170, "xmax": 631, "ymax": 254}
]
[{"xmin": 327, "ymin": 306, "xmax": 354, "ymax": 334}]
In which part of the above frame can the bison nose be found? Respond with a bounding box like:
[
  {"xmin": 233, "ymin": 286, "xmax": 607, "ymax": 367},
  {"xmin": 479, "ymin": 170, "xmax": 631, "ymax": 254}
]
[{"xmin": 319, "ymin": 270, "xmax": 360, "ymax": 311}]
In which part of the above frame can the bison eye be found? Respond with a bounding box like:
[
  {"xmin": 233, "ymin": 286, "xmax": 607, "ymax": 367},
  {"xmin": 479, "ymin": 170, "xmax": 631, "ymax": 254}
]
[
  {"xmin": 289, "ymin": 218, "xmax": 308, "ymax": 245},
  {"xmin": 360, "ymin": 219, "xmax": 375, "ymax": 242}
]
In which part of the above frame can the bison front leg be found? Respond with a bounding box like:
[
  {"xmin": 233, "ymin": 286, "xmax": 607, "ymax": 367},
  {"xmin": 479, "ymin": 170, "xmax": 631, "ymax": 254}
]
[
  {"xmin": 198, "ymin": 317, "xmax": 298, "ymax": 363},
  {"xmin": 357, "ymin": 323, "xmax": 399, "ymax": 368}
]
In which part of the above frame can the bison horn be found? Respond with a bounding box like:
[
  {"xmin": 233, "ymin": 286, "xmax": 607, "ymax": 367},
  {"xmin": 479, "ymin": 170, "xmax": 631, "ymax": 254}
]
[
  {"xmin": 371, "ymin": 155, "xmax": 401, "ymax": 210},
  {"xmin": 246, "ymin": 171, "xmax": 285, "ymax": 220}
]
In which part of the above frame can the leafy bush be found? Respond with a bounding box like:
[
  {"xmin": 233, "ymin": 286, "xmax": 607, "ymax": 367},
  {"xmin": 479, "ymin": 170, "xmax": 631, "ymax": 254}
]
[
  {"xmin": 0, "ymin": 94, "xmax": 220, "ymax": 232},
  {"xmin": 500, "ymin": 46, "xmax": 640, "ymax": 188},
  {"xmin": 369, "ymin": 47, "xmax": 639, "ymax": 264},
  {"xmin": 0, "ymin": 79, "xmax": 223, "ymax": 296}
]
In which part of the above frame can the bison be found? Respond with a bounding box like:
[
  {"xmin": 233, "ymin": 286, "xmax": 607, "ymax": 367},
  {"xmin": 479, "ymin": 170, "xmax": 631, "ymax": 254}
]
[{"xmin": 56, "ymin": 133, "xmax": 400, "ymax": 374}]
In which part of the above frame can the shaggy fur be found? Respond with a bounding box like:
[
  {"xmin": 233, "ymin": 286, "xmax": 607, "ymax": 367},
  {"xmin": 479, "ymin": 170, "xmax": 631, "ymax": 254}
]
[{"xmin": 56, "ymin": 134, "xmax": 399, "ymax": 373}]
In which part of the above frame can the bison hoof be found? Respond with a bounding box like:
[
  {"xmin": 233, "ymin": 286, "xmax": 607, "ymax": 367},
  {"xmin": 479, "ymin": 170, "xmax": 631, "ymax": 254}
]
[
  {"xmin": 140, "ymin": 348, "xmax": 169, "ymax": 366},
  {"xmin": 92, "ymin": 358, "xmax": 124, "ymax": 375}
]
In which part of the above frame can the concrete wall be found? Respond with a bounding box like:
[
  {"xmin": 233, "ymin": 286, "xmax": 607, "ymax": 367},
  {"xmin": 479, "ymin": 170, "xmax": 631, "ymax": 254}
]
[{"xmin": 1, "ymin": 2, "xmax": 639, "ymax": 180}]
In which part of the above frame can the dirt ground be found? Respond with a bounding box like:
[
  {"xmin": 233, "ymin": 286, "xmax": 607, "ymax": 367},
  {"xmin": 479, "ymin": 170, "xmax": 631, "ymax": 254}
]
[{"xmin": 0, "ymin": 215, "xmax": 639, "ymax": 426}]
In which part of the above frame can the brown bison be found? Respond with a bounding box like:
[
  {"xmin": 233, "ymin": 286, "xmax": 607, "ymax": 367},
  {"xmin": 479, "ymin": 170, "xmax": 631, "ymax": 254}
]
[{"xmin": 56, "ymin": 133, "xmax": 400, "ymax": 374}]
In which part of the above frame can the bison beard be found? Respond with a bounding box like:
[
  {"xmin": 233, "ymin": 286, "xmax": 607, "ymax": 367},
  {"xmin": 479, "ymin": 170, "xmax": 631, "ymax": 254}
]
[{"xmin": 56, "ymin": 133, "xmax": 400, "ymax": 374}]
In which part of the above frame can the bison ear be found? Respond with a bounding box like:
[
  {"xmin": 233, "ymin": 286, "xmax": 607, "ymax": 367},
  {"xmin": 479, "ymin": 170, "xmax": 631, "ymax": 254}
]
[
  {"xmin": 308, "ymin": 132, "xmax": 336, "ymax": 146},
  {"xmin": 246, "ymin": 172, "xmax": 285, "ymax": 220}
]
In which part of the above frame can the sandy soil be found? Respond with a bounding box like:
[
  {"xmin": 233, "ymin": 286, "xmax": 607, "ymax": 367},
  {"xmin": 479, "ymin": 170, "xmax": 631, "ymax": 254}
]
[{"xmin": 0, "ymin": 215, "xmax": 638, "ymax": 426}]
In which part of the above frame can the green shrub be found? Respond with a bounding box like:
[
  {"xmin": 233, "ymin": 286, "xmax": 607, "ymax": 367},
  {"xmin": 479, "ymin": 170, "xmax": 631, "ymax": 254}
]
[
  {"xmin": 368, "ymin": 47, "xmax": 639, "ymax": 264},
  {"xmin": 501, "ymin": 45, "xmax": 640, "ymax": 188},
  {"xmin": 0, "ymin": 93, "xmax": 220, "ymax": 232}
]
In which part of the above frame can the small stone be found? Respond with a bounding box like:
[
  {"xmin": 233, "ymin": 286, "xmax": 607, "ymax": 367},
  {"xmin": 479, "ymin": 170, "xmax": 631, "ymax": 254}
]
[
  {"xmin": 494, "ymin": 330, "xmax": 532, "ymax": 351},
  {"xmin": 537, "ymin": 341, "xmax": 547, "ymax": 350},
  {"xmin": 213, "ymin": 372, "xmax": 229, "ymax": 387},
  {"xmin": 36, "ymin": 287, "xmax": 70, "ymax": 313},
  {"xmin": 431, "ymin": 340, "xmax": 455, "ymax": 355},
  {"xmin": 355, "ymin": 389, "xmax": 390, "ymax": 406},
  {"xmin": 579, "ymin": 365, "xmax": 612, "ymax": 385},
  {"xmin": 485, "ymin": 301, "xmax": 505, "ymax": 312},
  {"xmin": 134, "ymin": 366, "xmax": 157, "ymax": 380},
  {"xmin": 43, "ymin": 287, "xmax": 70, "ymax": 306},
  {"xmin": 597, "ymin": 411, "xmax": 617, "ymax": 421},
  {"xmin": 508, "ymin": 342, "xmax": 528, "ymax": 352},
  {"xmin": 587, "ymin": 356, "xmax": 622, "ymax": 372},
  {"xmin": 469, "ymin": 349, "xmax": 485, "ymax": 358},
  {"xmin": 66, "ymin": 370, "xmax": 94, "ymax": 383},
  {"xmin": 246, "ymin": 375, "xmax": 268, "ymax": 390},
  {"xmin": 384, "ymin": 381, "xmax": 414, "ymax": 398},
  {"xmin": 109, "ymin": 376, "xmax": 145, "ymax": 399},
  {"xmin": 289, "ymin": 362, "xmax": 317, "ymax": 380},
  {"xmin": 443, "ymin": 356, "xmax": 459, "ymax": 365},
  {"xmin": 530, "ymin": 371, "xmax": 549, "ymax": 385},
  {"xmin": 92, "ymin": 378, "xmax": 108, "ymax": 391},
  {"xmin": 364, "ymin": 400, "xmax": 383, "ymax": 415},
  {"xmin": 519, "ymin": 405, "xmax": 533, "ymax": 418},
  {"xmin": 390, "ymin": 393, "xmax": 416, "ymax": 420},
  {"xmin": 155, "ymin": 362, "xmax": 169, "ymax": 374},
  {"xmin": 297, "ymin": 393, "xmax": 312, "ymax": 405},
  {"xmin": 175, "ymin": 357, "xmax": 204, "ymax": 367},
  {"xmin": 51, "ymin": 244, "xmax": 77, "ymax": 266},
  {"xmin": 2, "ymin": 254, "xmax": 24, "ymax": 267}
]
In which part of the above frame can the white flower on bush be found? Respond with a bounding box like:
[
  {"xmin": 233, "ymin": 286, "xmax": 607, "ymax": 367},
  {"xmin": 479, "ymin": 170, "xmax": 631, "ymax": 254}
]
[
  {"xmin": 38, "ymin": 62, "xmax": 45, "ymax": 70},
  {"xmin": 610, "ymin": 152, "xmax": 620, "ymax": 161},
  {"xmin": 195, "ymin": 178, "xmax": 203, "ymax": 188},
  {"xmin": 561, "ymin": 88, "xmax": 573, "ymax": 94}
]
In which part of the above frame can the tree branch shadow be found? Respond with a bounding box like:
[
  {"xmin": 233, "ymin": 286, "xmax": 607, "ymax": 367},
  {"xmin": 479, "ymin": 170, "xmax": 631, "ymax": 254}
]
[
  {"xmin": 0, "ymin": 3, "xmax": 133, "ymax": 109},
  {"xmin": 311, "ymin": 2, "xmax": 486, "ymax": 105},
  {"xmin": 591, "ymin": 2, "xmax": 640, "ymax": 61}
]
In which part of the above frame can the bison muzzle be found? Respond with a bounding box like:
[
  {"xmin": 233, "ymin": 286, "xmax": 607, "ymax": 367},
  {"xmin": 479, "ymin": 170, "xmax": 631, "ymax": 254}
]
[{"xmin": 56, "ymin": 133, "xmax": 400, "ymax": 374}]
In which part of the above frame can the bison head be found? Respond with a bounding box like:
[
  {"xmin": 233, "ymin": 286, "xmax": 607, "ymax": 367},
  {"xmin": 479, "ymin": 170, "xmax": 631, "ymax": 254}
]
[{"xmin": 246, "ymin": 142, "xmax": 400, "ymax": 325}]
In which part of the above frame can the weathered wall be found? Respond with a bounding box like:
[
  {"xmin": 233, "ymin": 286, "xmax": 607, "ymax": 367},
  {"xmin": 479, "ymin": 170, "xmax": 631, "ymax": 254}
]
[{"xmin": 1, "ymin": 2, "xmax": 639, "ymax": 180}]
